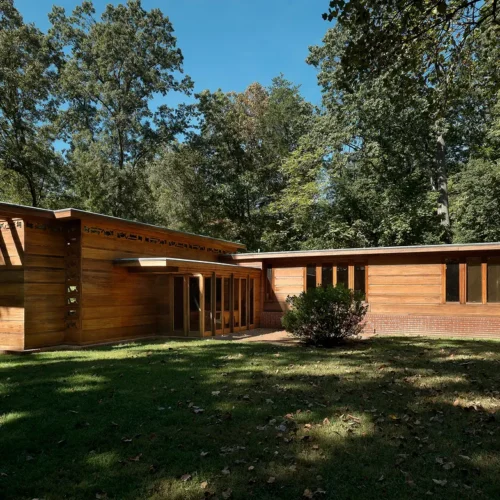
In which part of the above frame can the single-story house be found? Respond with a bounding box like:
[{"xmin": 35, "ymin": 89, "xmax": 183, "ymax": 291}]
[{"xmin": 1, "ymin": 202, "xmax": 499, "ymax": 350}]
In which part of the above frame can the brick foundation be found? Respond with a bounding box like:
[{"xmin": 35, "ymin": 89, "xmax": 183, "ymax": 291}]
[{"xmin": 261, "ymin": 311, "xmax": 500, "ymax": 339}]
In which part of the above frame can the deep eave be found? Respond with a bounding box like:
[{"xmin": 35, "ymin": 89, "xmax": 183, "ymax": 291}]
[{"xmin": 230, "ymin": 242, "xmax": 500, "ymax": 261}]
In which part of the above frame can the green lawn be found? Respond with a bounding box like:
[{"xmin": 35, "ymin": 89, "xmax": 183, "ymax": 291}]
[{"xmin": 0, "ymin": 337, "xmax": 499, "ymax": 500}]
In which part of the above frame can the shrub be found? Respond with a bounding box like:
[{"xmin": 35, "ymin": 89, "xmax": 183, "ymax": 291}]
[{"xmin": 282, "ymin": 284, "xmax": 368, "ymax": 346}]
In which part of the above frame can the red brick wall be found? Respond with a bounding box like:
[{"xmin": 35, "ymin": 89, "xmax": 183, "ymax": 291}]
[
  {"xmin": 365, "ymin": 314, "xmax": 500, "ymax": 339},
  {"xmin": 261, "ymin": 311, "xmax": 500, "ymax": 339},
  {"xmin": 261, "ymin": 311, "xmax": 285, "ymax": 329}
]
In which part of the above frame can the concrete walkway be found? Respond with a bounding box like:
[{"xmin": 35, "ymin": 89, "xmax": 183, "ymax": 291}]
[{"xmin": 211, "ymin": 328, "xmax": 298, "ymax": 344}]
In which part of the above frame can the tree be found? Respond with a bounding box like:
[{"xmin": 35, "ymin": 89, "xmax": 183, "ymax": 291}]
[
  {"xmin": 49, "ymin": 0, "xmax": 192, "ymax": 219},
  {"xmin": 0, "ymin": 0, "xmax": 63, "ymax": 207},
  {"xmin": 151, "ymin": 76, "xmax": 315, "ymax": 249}
]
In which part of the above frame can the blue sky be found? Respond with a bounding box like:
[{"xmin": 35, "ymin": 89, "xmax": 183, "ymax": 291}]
[{"xmin": 16, "ymin": 0, "xmax": 328, "ymax": 108}]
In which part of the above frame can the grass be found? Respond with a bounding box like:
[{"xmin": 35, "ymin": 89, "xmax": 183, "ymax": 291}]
[{"xmin": 0, "ymin": 336, "xmax": 499, "ymax": 500}]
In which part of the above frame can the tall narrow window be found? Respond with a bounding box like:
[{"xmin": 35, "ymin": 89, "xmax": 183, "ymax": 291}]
[
  {"xmin": 173, "ymin": 276, "xmax": 184, "ymax": 332},
  {"xmin": 306, "ymin": 265, "xmax": 316, "ymax": 290},
  {"xmin": 265, "ymin": 265, "xmax": 273, "ymax": 301},
  {"xmin": 487, "ymin": 257, "xmax": 500, "ymax": 303},
  {"xmin": 249, "ymin": 278, "xmax": 255, "ymax": 325},
  {"xmin": 445, "ymin": 260, "xmax": 459, "ymax": 302},
  {"xmin": 467, "ymin": 258, "xmax": 482, "ymax": 303},
  {"xmin": 241, "ymin": 278, "xmax": 247, "ymax": 327},
  {"xmin": 322, "ymin": 264, "xmax": 333, "ymax": 288},
  {"xmin": 337, "ymin": 264, "xmax": 348, "ymax": 288},
  {"xmin": 223, "ymin": 277, "xmax": 230, "ymax": 329},
  {"xmin": 233, "ymin": 278, "xmax": 240, "ymax": 327},
  {"xmin": 189, "ymin": 277, "xmax": 201, "ymax": 333},
  {"xmin": 354, "ymin": 265, "xmax": 366, "ymax": 298},
  {"xmin": 204, "ymin": 277, "xmax": 212, "ymax": 333},
  {"xmin": 215, "ymin": 277, "xmax": 222, "ymax": 331}
]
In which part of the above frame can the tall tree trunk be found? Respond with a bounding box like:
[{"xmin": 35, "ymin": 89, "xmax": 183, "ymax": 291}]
[{"xmin": 436, "ymin": 133, "xmax": 450, "ymax": 230}]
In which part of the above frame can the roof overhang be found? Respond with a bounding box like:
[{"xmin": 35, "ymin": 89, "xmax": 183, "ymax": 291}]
[
  {"xmin": 114, "ymin": 257, "xmax": 261, "ymax": 274},
  {"xmin": 230, "ymin": 242, "xmax": 500, "ymax": 261}
]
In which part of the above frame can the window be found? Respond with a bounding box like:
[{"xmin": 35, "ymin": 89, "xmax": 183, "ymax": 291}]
[
  {"xmin": 488, "ymin": 257, "xmax": 500, "ymax": 303},
  {"xmin": 241, "ymin": 278, "xmax": 247, "ymax": 327},
  {"xmin": 233, "ymin": 278, "xmax": 240, "ymax": 327},
  {"xmin": 265, "ymin": 265, "xmax": 273, "ymax": 301},
  {"xmin": 322, "ymin": 264, "xmax": 333, "ymax": 288},
  {"xmin": 467, "ymin": 258, "xmax": 482, "ymax": 303},
  {"xmin": 204, "ymin": 277, "xmax": 212, "ymax": 332},
  {"xmin": 354, "ymin": 265, "xmax": 366, "ymax": 298},
  {"xmin": 223, "ymin": 277, "xmax": 230, "ymax": 328},
  {"xmin": 189, "ymin": 277, "xmax": 201, "ymax": 333},
  {"xmin": 249, "ymin": 278, "xmax": 255, "ymax": 324},
  {"xmin": 445, "ymin": 260, "xmax": 460, "ymax": 302},
  {"xmin": 306, "ymin": 265, "xmax": 316, "ymax": 290},
  {"xmin": 337, "ymin": 264, "xmax": 348, "ymax": 288}
]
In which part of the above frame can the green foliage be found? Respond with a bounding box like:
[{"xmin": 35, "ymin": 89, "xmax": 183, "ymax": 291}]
[
  {"xmin": 49, "ymin": 0, "xmax": 193, "ymax": 219},
  {"xmin": 282, "ymin": 284, "xmax": 368, "ymax": 346},
  {"xmin": 0, "ymin": 0, "xmax": 64, "ymax": 206},
  {"xmin": 451, "ymin": 158, "xmax": 500, "ymax": 243}
]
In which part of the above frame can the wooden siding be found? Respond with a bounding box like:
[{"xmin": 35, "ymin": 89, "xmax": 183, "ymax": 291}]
[
  {"xmin": 23, "ymin": 219, "xmax": 67, "ymax": 349},
  {"xmin": 0, "ymin": 219, "xmax": 24, "ymax": 350},
  {"xmin": 265, "ymin": 266, "xmax": 304, "ymax": 312}
]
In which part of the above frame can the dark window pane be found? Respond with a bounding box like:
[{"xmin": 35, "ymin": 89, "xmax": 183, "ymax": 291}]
[
  {"xmin": 266, "ymin": 265, "xmax": 273, "ymax": 300},
  {"xmin": 337, "ymin": 264, "xmax": 348, "ymax": 288},
  {"xmin": 189, "ymin": 277, "xmax": 200, "ymax": 333},
  {"xmin": 306, "ymin": 265, "xmax": 316, "ymax": 290},
  {"xmin": 233, "ymin": 278, "xmax": 239, "ymax": 327},
  {"xmin": 322, "ymin": 265, "xmax": 333, "ymax": 288},
  {"xmin": 204, "ymin": 277, "xmax": 211, "ymax": 332},
  {"xmin": 241, "ymin": 279, "xmax": 247, "ymax": 327},
  {"xmin": 249, "ymin": 279, "xmax": 255, "ymax": 324},
  {"xmin": 215, "ymin": 277, "xmax": 222, "ymax": 330},
  {"xmin": 173, "ymin": 277, "xmax": 184, "ymax": 331},
  {"xmin": 467, "ymin": 259, "xmax": 482, "ymax": 303},
  {"xmin": 488, "ymin": 258, "xmax": 500, "ymax": 303},
  {"xmin": 354, "ymin": 265, "xmax": 366, "ymax": 298},
  {"xmin": 445, "ymin": 260, "xmax": 459, "ymax": 302},
  {"xmin": 223, "ymin": 278, "xmax": 230, "ymax": 328}
]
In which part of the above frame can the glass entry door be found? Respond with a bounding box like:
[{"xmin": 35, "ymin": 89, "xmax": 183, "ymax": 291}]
[{"xmin": 173, "ymin": 276, "xmax": 185, "ymax": 334}]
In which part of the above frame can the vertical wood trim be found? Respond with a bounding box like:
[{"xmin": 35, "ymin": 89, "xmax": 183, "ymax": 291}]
[
  {"xmin": 211, "ymin": 272, "xmax": 216, "ymax": 335},
  {"xmin": 333, "ymin": 265, "xmax": 337, "ymax": 286},
  {"xmin": 482, "ymin": 261, "xmax": 487, "ymax": 304},
  {"xmin": 459, "ymin": 261, "xmax": 466, "ymax": 304},
  {"xmin": 303, "ymin": 266, "xmax": 307, "ymax": 292},
  {"xmin": 199, "ymin": 275, "xmax": 205, "ymax": 336},
  {"xmin": 316, "ymin": 264, "xmax": 321, "ymax": 287}
]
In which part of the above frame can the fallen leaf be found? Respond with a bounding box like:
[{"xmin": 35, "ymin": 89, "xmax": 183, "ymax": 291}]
[
  {"xmin": 222, "ymin": 466, "xmax": 231, "ymax": 475},
  {"xmin": 200, "ymin": 451, "xmax": 209, "ymax": 457},
  {"xmin": 180, "ymin": 473, "xmax": 192, "ymax": 482},
  {"xmin": 248, "ymin": 465, "xmax": 255, "ymax": 471},
  {"xmin": 222, "ymin": 488, "xmax": 232, "ymax": 499},
  {"xmin": 432, "ymin": 479, "xmax": 447, "ymax": 486},
  {"xmin": 303, "ymin": 489, "xmax": 314, "ymax": 499},
  {"xmin": 267, "ymin": 476, "xmax": 276, "ymax": 484},
  {"xmin": 200, "ymin": 481, "xmax": 208, "ymax": 489}
]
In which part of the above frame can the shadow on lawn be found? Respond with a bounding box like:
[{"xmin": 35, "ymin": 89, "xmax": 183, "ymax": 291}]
[{"xmin": 0, "ymin": 337, "xmax": 499, "ymax": 500}]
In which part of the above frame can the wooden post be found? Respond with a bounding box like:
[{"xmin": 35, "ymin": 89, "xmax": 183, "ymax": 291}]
[
  {"xmin": 230, "ymin": 274, "xmax": 234, "ymax": 333},
  {"xmin": 183, "ymin": 276, "xmax": 189, "ymax": 336},
  {"xmin": 482, "ymin": 261, "xmax": 487, "ymax": 304},
  {"xmin": 316, "ymin": 264, "xmax": 321, "ymax": 287}
]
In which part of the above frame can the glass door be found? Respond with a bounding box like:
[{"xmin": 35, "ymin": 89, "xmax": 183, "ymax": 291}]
[
  {"xmin": 233, "ymin": 278, "xmax": 240, "ymax": 331},
  {"xmin": 189, "ymin": 276, "xmax": 201, "ymax": 335},
  {"xmin": 223, "ymin": 277, "xmax": 230, "ymax": 332},
  {"xmin": 241, "ymin": 278, "xmax": 247, "ymax": 329},
  {"xmin": 173, "ymin": 276, "xmax": 184, "ymax": 334},
  {"xmin": 215, "ymin": 277, "xmax": 223, "ymax": 334},
  {"xmin": 204, "ymin": 276, "xmax": 212, "ymax": 335}
]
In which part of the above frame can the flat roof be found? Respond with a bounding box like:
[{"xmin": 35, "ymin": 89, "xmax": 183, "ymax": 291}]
[
  {"xmin": 0, "ymin": 202, "xmax": 245, "ymax": 250},
  {"xmin": 230, "ymin": 242, "xmax": 500, "ymax": 260}
]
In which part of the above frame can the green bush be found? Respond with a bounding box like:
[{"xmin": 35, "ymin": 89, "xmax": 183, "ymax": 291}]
[{"xmin": 282, "ymin": 284, "xmax": 368, "ymax": 346}]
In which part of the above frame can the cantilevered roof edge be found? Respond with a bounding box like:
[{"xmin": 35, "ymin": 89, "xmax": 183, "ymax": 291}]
[{"xmin": 230, "ymin": 241, "xmax": 500, "ymax": 260}]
